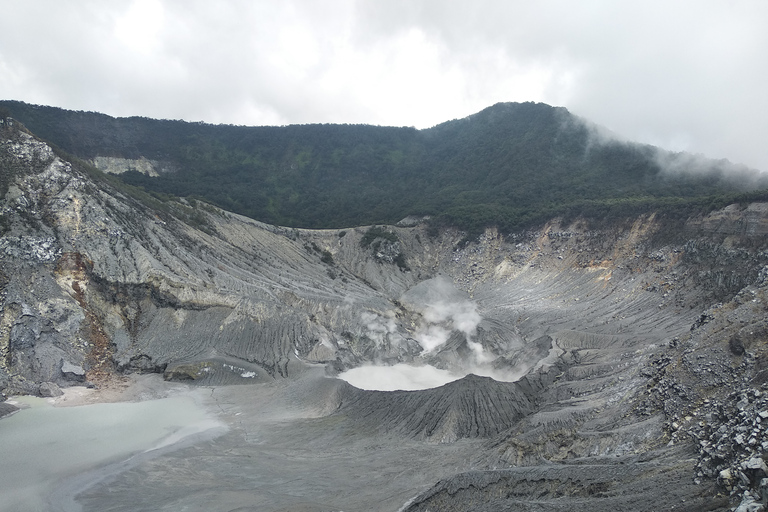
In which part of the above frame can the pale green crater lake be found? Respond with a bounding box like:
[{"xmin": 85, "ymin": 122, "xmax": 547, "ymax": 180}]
[{"xmin": 0, "ymin": 392, "xmax": 225, "ymax": 512}]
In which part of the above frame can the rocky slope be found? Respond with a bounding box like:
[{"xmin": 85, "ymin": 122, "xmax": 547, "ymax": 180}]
[{"xmin": 2, "ymin": 117, "xmax": 768, "ymax": 510}]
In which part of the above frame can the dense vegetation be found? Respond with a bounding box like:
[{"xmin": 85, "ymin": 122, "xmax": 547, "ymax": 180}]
[{"xmin": 2, "ymin": 100, "xmax": 766, "ymax": 234}]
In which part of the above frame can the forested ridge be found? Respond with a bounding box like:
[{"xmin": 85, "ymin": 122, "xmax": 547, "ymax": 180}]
[{"xmin": 2, "ymin": 100, "xmax": 766, "ymax": 233}]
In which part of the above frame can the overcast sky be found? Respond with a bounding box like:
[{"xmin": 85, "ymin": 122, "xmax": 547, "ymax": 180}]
[{"xmin": 1, "ymin": 0, "xmax": 766, "ymax": 170}]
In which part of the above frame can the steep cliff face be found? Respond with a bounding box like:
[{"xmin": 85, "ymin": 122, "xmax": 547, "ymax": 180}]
[{"xmin": 2, "ymin": 118, "xmax": 768, "ymax": 509}]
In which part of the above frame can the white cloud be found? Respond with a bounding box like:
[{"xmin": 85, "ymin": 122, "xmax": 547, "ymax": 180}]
[
  {"xmin": 0, "ymin": 0, "xmax": 766, "ymax": 169},
  {"xmin": 113, "ymin": 0, "xmax": 165, "ymax": 53}
]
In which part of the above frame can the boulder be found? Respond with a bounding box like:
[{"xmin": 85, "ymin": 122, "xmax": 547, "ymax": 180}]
[
  {"xmin": 735, "ymin": 492, "xmax": 765, "ymax": 512},
  {"xmin": 61, "ymin": 361, "xmax": 86, "ymax": 381},
  {"xmin": 0, "ymin": 402, "xmax": 19, "ymax": 419},
  {"xmin": 745, "ymin": 457, "xmax": 768, "ymax": 476},
  {"xmin": 38, "ymin": 381, "xmax": 63, "ymax": 397},
  {"xmin": 719, "ymin": 468, "xmax": 735, "ymax": 490}
]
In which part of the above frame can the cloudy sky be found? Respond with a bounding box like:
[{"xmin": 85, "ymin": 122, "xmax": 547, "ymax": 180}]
[{"xmin": 1, "ymin": 0, "xmax": 766, "ymax": 170}]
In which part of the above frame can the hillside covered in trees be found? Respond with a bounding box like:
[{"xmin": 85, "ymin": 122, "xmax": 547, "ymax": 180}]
[{"xmin": 2, "ymin": 100, "xmax": 766, "ymax": 233}]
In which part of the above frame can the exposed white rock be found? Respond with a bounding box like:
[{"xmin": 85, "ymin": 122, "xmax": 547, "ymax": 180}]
[{"xmin": 91, "ymin": 156, "xmax": 164, "ymax": 177}]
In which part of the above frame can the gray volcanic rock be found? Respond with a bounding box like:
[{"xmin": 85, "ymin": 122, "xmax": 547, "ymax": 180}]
[
  {"xmin": 37, "ymin": 381, "xmax": 62, "ymax": 397},
  {"xmin": 403, "ymin": 448, "xmax": 726, "ymax": 512},
  {"xmin": 61, "ymin": 360, "xmax": 86, "ymax": 380},
  {"xmin": 4, "ymin": 116, "xmax": 768, "ymax": 510},
  {"xmin": 337, "ymin": 374, "xmax": 537, "ymax": 442},
  {"xmin": 0, "ymin": 120, "xmax": 418, "ymax": 388},
  {"xmin": 0, "ymin": 401, "xmax": 17, "ymax": 418}
]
